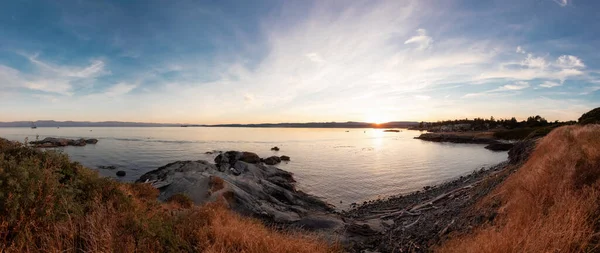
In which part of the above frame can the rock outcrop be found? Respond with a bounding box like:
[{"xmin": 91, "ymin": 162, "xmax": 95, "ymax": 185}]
[
  {"xmin": 508, "ymin": 138, "xmax": 538, "ymax": 165},
  {"xmin": 263, "ymin": 156, "xmax": 282, "ymax": 165},
  {"xmin": 214, "ymin": 151, "xmax": 261, "ymax": 168},
  {"xmin": 136, "ymin": 155, "xmax": 342, "ymax": 231},
  {"xmin": 415, "ymin": 133, "xmax": 500, "ymax": 144},
  {"xmin": 85, "ymin": 138, "xmax": 99, "ymax": 144},
  {"xmin": 484, "ymin": 143, "xmax": 514, "ymax": 151},
  {"xmin": 30, "ymin": 137, "xmax": 99, "ymax": 148}
]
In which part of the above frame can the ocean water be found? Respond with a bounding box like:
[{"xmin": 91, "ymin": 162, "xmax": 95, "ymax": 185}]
[{"xmin": 0, "ymin": 127, "xmax": 507, "ymax": 209}]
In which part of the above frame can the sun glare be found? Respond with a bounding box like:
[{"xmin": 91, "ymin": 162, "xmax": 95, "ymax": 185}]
[{"xmin": 366, "ymin": 114, "xmax": 389, "ymax": 125}]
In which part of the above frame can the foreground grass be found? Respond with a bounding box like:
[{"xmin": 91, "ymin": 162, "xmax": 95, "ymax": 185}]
[
  {"xmin": 438, "ymin": 125, "xmax": 600, "ymax": 252},
  {"xmin": 0, "ymin": 138, "xmax": 341, "ymax": 253}
]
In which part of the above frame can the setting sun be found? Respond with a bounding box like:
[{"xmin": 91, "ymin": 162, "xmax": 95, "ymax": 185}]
[{"xmin": 366, "ymin": 114, "xmax": 390, "ymax": 125}]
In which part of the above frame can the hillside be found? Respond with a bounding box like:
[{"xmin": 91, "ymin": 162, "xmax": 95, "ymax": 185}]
[
  {"xmin": 0, "ymin": 138, "xmax": 340, "ymax": 252},
  {"xmin": 438, "ymin": 124, "xmax": 600, "ymax": 252}
]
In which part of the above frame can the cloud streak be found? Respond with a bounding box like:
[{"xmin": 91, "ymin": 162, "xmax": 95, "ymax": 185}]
[{"xmin": 405, "ymin": 29, "xmax": 433, "ymax": 50}]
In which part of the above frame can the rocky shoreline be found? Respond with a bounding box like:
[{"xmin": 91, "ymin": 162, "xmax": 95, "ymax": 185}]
[
  {"xmin": 136, "ymin": 151, "xmax": 345, "ymax": 233},
  {"xmin": 134, "ymin": 139, "xmax": 537, "ymax": 252},
  {"xmin": 340, "ymin": 139, "xmax": 537, "ymax": 252},
  {"xmin": 30, "ymin": 137, "xmax": 99, "ymax": 147},
  {"xmin": 415, "ymin": 132, "xmax": 514, "ymax": 151}
]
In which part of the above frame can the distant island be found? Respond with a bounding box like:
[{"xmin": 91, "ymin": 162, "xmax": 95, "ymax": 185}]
[{"xmin": 0, "ymin": 120, "xmax": 418, "ymax": 128}]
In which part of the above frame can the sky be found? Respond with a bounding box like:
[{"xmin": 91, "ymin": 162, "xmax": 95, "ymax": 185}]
[{"xmin": 0, "ymin": 0, "xmax": 599, "ymax": 124}]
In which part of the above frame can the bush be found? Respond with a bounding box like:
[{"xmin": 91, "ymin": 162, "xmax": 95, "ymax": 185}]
[
  {"xmin": 578, "ymin": 107, "xmax": 600, "ymax": 125},
  {"xmin": 493, "ymin": 128, "xmax": 537, "ymax": 140}
]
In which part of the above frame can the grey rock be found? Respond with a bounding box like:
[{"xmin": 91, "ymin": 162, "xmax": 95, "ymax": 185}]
[
  {"xmin": 85, "ymin": 138, "xmax": 98, "ymax": 144},
  {"xmin": 116, "ymin": 170, "xmax": 126, "ymax": 177},
  {"xmin": 280, "ymin": 155, "xmax": 291, "ymax": 161},
  {"xmin": 264, "ymin": 156, "xmax": 282, "ymax": 165},
  {"xmin": 214, "ymin": 151, "xmax": 261, "ymax": 166},
  {"xmin": 30, "ymin": 137, "xmax": 98, "ymax": 147},
  {"xmin": 136, "ymin": 158, "xmax": 337, "ymax": 226}
]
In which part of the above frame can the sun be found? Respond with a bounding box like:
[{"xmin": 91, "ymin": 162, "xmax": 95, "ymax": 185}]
[{"xmin": 366, "ymin": 114, "xmax": 389, "ymax": 124}]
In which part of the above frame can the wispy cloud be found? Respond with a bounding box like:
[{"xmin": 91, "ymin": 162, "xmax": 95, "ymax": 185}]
[
  {"xmin": 0, "ymin": 53, "xmax": 111, "ymax": 95},
  {"xmin": 404, "ymin": 29, "xmax": 433, "ymax": 50},
  {"xmin": 553, "ymin": 0, "xmax": 569, "ymax": 7},
  {"xmin": 104, "ymin": 82, "xmax": 137, "ymax": 97},
  {"xmin": 0, "ymin": 65, "xmax": 22, "ymax": 88},
  {"xmin": 539, "ymin": 81, "xmax": 562, "ymax": 88},
  {"xmin": 25, "ymin": 53, "xmax": 108, "ymax": 78},
  {"xmin": 463, "ymin": 81, "xmax": 530, "ymax": 98},
  {"xmin": 500, "ymin": 81, "xmax": 530, "ymax": 90}
]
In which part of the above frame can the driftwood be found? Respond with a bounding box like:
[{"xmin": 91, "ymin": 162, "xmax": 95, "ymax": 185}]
[
  {"xmin": 358, "ymin": 209, "xmax": 421, "ymax": 221},
  {"xmin": 370, "ymin": 208, "xmax": 404, "ymax": 214},
  {"xmin": 404, "ymin": 216, "xmax": 422, "ymax": 229},
  {"xmin": 438, "ymin": 219, "xmax": 455, "ymax": 236}
]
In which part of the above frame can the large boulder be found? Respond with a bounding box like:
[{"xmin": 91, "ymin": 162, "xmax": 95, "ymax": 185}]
[
  {"xmin": 136, "ymin": 159, "xmax": 337, "ymax": 226},
  {"xmin": 264, "ymin": 156, "xmax": 282, "ymax": 165},
  {"xmin": 214, "ymin": 151, "xmax": 261, "ymax": 169},
  {"xmin": 85, "ymin": 138, "xmax": 99, "ymax": 144},
  {"xmin": 69, "ymin": 138, "xmax": 87, "ymax": 146}
]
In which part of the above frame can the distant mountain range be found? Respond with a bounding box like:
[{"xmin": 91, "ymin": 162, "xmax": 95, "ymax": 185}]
[{"xmin": 0, "ymin": 120, "xmax": 418, "ymax": 128}]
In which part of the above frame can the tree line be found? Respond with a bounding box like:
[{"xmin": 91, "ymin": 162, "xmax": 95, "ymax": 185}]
[{"xmin": 418, "ymin": 115, "xmax": 576, "ymax": 131}]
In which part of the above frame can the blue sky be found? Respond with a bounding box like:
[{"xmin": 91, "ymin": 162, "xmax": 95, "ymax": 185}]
[{"xmin": 0, "ymin": 0, "xmax": 599, "ymax": 123}]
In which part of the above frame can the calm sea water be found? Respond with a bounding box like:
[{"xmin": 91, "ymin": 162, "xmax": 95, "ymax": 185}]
[{"xmin": 0, "ymin": 127, "xmax": 507, "ymax": 209}]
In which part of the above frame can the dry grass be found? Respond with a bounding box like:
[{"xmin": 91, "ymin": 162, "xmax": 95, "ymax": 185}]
[
  {"xmin": 209, "ymin": 176, "xmax": 225, "ymax": 192},
  {"xmin": 0, "ymin": 138, "xmax": 341, "ymax": 253},
  {"xmin": 438, "ymin": 125, "xmax": 600, "ymax": 253}
]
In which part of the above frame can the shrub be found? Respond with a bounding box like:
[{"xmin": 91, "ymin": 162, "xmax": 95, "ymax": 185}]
[
  {"xmin": 492, "ymin": 128, "xmax": 536, "ymax": 140},
  {"xmin": 578, "ymin": 107, "xmax": 600, "ymax": 125}
]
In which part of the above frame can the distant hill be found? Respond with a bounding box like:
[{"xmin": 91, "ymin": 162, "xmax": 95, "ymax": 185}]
[
  {"xmin": 0, "ymin": 120, "xmax": 180, "ymax": 127},
  {"xmin": 0, "ymin": 120, "xmax": 418, "ymax": 128},
  {"xmin": 205, "ymin": 121, "xmax": 419, "ymax": 128}
]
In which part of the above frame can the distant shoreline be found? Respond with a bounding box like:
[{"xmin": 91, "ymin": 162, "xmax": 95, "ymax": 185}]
[
  {"xmin": 0, "ymin": 121, "xmax": 419, "ymax": 129},
  {"xmin": 0, "ymin": 125, "xmax": 414, "ymax": 129}
]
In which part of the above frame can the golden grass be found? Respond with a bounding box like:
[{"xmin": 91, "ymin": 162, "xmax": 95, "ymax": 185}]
[
  {"xmin": 0, "ymin": 138, "xmax": 340, "ymax": 253},
  {"xmin": 438, "ymin": 125, "xmax": 600, "ymax": 253}
]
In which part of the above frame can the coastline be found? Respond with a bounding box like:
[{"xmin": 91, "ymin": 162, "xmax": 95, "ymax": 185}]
[
  {"xmin": 414, "ymin": 131, "xmax": 515, "ymax": 151},
  {"xmin": 339, "ymin": 139, "xmax": 536, "ymax": 252}
]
